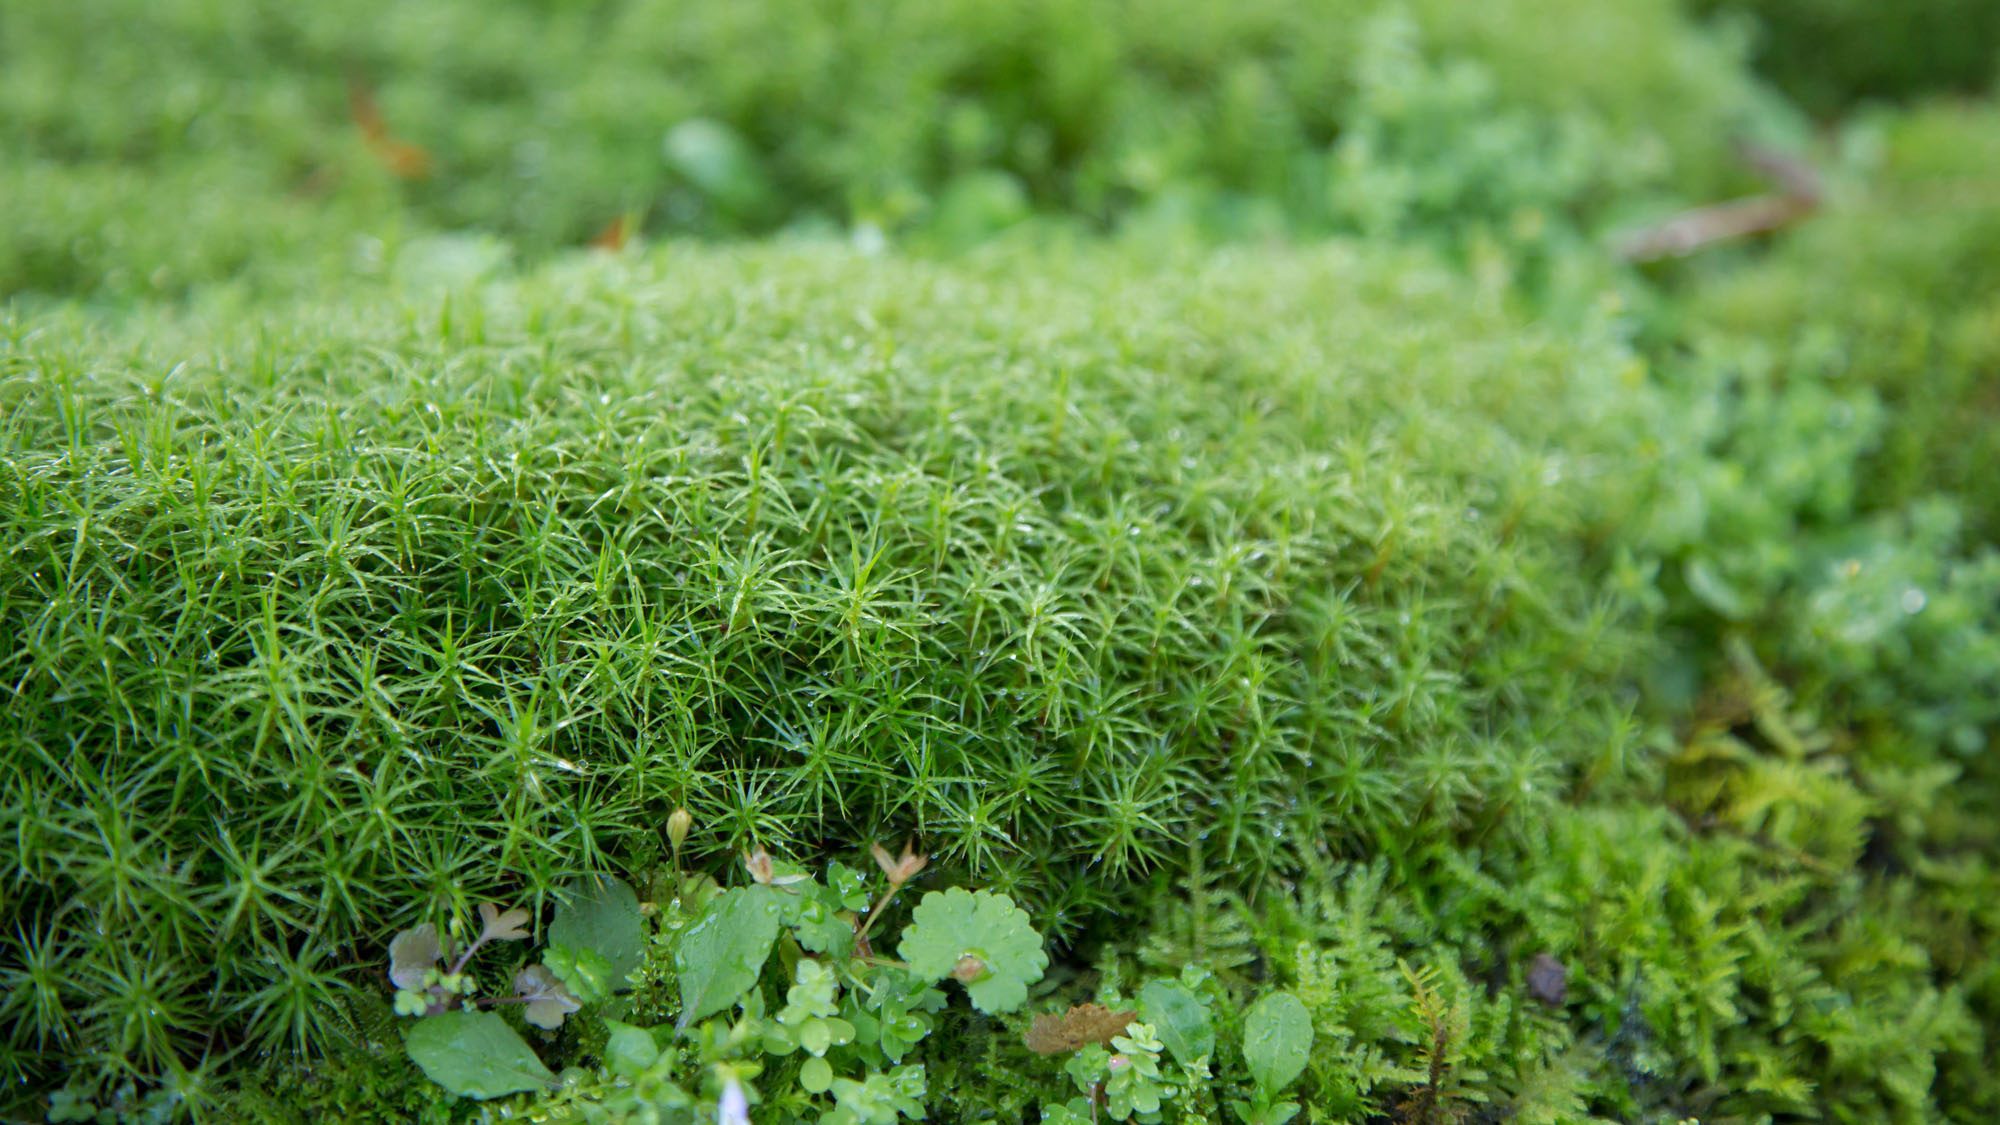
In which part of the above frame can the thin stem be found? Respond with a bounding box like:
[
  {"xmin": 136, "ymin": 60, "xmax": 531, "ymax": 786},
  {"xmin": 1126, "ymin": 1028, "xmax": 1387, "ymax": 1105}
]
[{"xmin": 854, "ymin": 882, "xmax": 904, "ymax": 944}]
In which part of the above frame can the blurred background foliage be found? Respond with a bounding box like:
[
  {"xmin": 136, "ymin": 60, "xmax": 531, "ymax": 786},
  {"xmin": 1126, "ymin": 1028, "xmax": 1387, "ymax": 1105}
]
[{"xmin": 3, "ymin": 0, "xmax": 1794, "ymax": 296}]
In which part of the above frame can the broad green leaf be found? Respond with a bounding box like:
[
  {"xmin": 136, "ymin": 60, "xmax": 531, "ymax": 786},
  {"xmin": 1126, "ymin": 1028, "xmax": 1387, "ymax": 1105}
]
[
  {"xmin": 1139, "ymin": 980, "xmax": 1214, "ymax": 1065},
  {"xmin": 675, "ymin": 886, "xmax": 781, "ymax": 1029},
  {"xmin": 549, "ymin": 877, "xmax": 645, "ymax": 986},
  {"xmin": 1242, "ymin": 992, "xmax": 1311, "ymax": 1095},
  {"xmin": 404, "ymin": 1009, "xmax": 555, "ymax": 1099},
  {"xmin": 604, "ymin": 1019, "xmax": 660, "ymax": 1079},
  {"xmin": 800, "ymin": 1055, "xmax": 835, "ymax": 1094},
  {"xmin": 897, "ymin": 887, "xmax": 1048, "ymax": 1014}
]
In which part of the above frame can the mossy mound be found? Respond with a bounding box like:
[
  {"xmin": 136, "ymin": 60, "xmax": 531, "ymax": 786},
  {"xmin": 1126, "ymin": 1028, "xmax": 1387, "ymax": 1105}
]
[{"xmin": 0, "ymin": 240, "xmax": 1648, "ymax": 1087}]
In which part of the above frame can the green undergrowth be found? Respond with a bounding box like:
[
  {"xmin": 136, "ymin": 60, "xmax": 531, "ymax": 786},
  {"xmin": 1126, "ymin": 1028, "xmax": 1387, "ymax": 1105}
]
[
  {"xmin": 1688, "ymin": 0, "xmax": 2000, "ymax": 114},
  {"xmin": 0, "ymin": 240, "xmax": 1657, "ymax": 1101},
  {"xmin": 1, "ymin": 0, "xmax": 1789, "ymax": 298},
  {"xmin": 1612, "ymin": 103, "xmax": 2000, "ymax": 807},
  {"xmin": 4, "ymin": 2, "xmax": 2000, "ymax": 1120},
  {"xmin": 7, "ymin": 220, "xmax": 1995, "ymax": 1121}
]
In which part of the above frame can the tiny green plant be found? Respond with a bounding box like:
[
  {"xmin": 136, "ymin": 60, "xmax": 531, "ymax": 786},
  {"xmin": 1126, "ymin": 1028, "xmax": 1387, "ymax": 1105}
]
[
  {"xmin": 1235, "ymin": 992, "xmax": 1313, "ymax": 1125},
  {"xmin": 380, "ymin": 818, "xmax": 1049, "ymax": 1121}
]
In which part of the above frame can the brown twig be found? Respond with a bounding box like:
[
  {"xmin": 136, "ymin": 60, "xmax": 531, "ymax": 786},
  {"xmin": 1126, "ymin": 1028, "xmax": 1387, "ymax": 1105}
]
[{"xmin": 1614, "ymin": 140, "xmax": 1822, "ymax": 262}]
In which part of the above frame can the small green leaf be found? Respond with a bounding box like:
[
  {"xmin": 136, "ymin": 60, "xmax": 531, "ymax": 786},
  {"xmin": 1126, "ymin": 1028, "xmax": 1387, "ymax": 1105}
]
[
  {"xmin": 898, "ymin": 887, "xmax": 1048, "ymax": 1014},
  {"xmin": 478, "ymin": 902, "xmax": 532, "ymax": 944},
  {"xmin": 800, "ymin": 1055, "xmax": 835, "ymax": 1094},
  {"xmin": 543, "ymin": 944, "xmax": 615, "ymax": 1005},
  {"xmin": 514, "ymin": 965, "xmax": 582, "ymax": 1030},
  {"xmin": 1242, "ymin": 992, "xmax": 1311, "ymax": 1095},
  {"xmin": 786, "ymin": 880, "xmax": 858, "ymax": 958},
  {"xmin": 676, "ymin": 886, "xmax": 781, "ymax": 1029},
  {"xmin": 604, "ymin": 1019, "xmax": 660, "ymax": 1079},
  {"xmin": 549, "ymin": 877, "xmax": 645, "ymax": 986},
  {"xmin": 1139, "ymin": 980, "xmax": 1213, "ymax": 1065},
  {"xmin": 1684, "ymin": 557, "xmax": 1754, "ymax": 621},
  {"xmin": 389, "ymin": 924, "xmax": 443, "ymax": 991},
  {"xmin": 827, "ymin": 862, "xmax": 871, "ymax": 911},
  {"xmin": 404, "ymin": 1009, "xmax": 556, "ymax": 1099}
]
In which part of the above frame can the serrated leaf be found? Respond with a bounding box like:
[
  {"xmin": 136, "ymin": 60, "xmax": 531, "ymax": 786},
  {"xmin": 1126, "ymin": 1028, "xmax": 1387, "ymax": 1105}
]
[
  {"xmin": 404, "ymin": 1009, "xmax": 555, "ymax": 1099},
  {"xmin": 675, "ymin": 885, "xmax": 781, "ymax": 1030},
  {"xmin": 897, "ymin": 887, "xmax": 1048, "ymax": 1014},
  {"xmin": 479, "ymin": 902, "xmax": 532, "ymax": 943},
  {"xmin": 785, "ymin": 880, "xmax": 857, "ymax": 958},
  {"xmin": 1139, "ymin": 980, "xmax": 1213, "ymax": 1065},
  {"xmin": 1242, "ymin": 992, "xmax": 1311, "ymax": 1095},
  {"xmin": 389, "ymin": 924, "xmax": 443, "ymax": 991},
  {"xmin": 514, "ymin": 965, "xmax": 582, "ymax": 1030},
  {"xmin": 549, "ymin": 877, "xmax": 645, "ymax": 987}
]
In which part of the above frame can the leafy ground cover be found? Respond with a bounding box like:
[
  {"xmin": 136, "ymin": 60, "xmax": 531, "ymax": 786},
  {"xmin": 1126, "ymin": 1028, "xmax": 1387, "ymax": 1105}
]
[
  {"xmin": 2, "ymin": 1, "xmax": 1998, "ymax": 1123},
  {"xmin": 2, "ymin": 0, "xmax": 1789, "ymax": 297}
]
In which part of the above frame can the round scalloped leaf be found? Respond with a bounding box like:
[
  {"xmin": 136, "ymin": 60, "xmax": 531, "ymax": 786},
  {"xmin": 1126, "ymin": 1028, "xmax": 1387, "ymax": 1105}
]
[{"xmin": 896, "ymin": 887, "xmax": 1047, "ymax": 1014}]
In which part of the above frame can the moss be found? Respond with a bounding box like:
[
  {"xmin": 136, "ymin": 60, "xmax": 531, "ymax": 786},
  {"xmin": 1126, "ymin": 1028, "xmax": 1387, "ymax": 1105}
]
[
  {"xmin": 1, "ymin": 0, "xmax": 1784, "ymax": 297},
  {"xmin": 0, "ymin": 239, "xmax": 1655, "ymax": 1096}
]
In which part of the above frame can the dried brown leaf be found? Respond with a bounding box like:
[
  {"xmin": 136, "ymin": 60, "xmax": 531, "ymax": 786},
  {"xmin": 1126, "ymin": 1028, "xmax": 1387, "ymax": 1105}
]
[
  {"xmin": 479, "ymin": 902, "xmax": 532, "ymax": 943},
  {"xmin": 1024, "ymin": 1003, "xmax": 1137, "ymax": 1056}
]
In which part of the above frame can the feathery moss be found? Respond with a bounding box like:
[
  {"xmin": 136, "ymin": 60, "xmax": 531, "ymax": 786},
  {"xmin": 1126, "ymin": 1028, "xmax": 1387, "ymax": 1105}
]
[{"xmin": 0, "ymin": 239, "xmax": 1657, "ymax": 1091}]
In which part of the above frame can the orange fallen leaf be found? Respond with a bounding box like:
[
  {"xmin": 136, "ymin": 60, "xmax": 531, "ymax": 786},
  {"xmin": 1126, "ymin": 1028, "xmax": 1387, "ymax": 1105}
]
[{"xmin": 589, "ymin": 213, "xmax": 633, "ymax": 251}]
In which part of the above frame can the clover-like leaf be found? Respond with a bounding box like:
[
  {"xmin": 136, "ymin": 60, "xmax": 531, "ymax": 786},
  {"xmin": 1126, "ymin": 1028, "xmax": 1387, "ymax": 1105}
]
[
  {"xmin": 543, "ymin": 944, "xmax": 616, "ymax": 1006},
  {"xmin": 389, "ymin": 924, "xmax": 444, "ymax": 991},
  {"xmin": 897, "ymin": 887, "xmax": 1047, "ymax": 1014},
  {"xmin": 515, "ymin": 965, "xmax": 583, "ymax": 1030},
  {"xmin": 784, "ymin": 880, "xmax": 857, "ymax": 958},
  {"xmin": 479, "ymin": 903, "xmax": 532, "ymax": 944}
]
